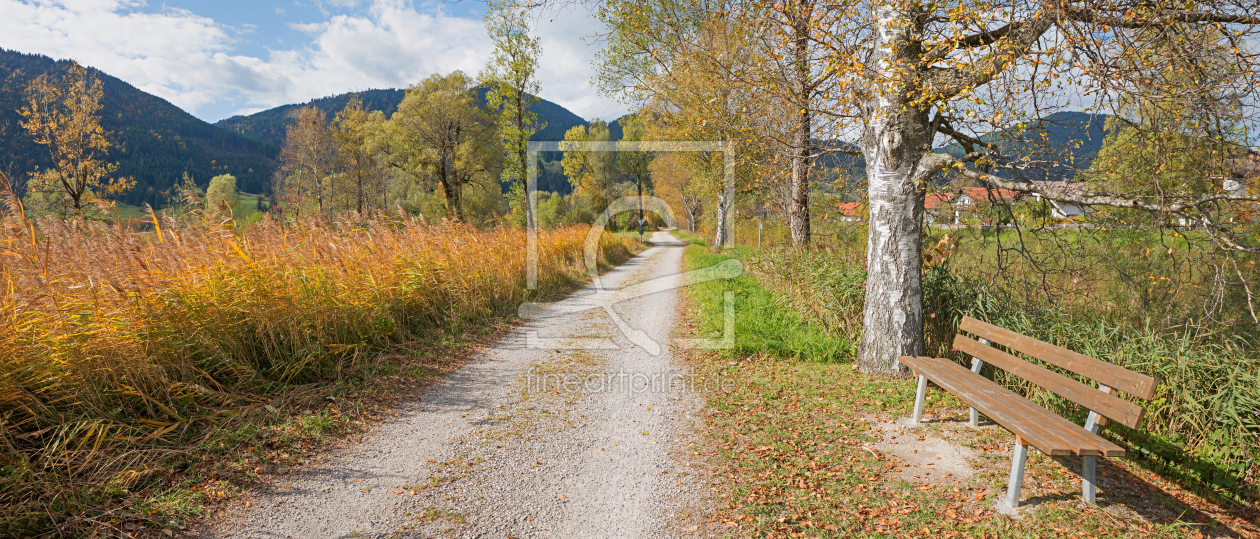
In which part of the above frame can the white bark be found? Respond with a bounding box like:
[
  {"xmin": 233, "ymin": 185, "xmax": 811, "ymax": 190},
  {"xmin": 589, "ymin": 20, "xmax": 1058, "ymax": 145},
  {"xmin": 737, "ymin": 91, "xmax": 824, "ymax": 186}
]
[
  {"xmin": 713, "ymin": 192, "xmax": 733, "ymax": 247},
  {"xmin": 855, "ymin": 1, "xmax": 937, "ymax": 375}
]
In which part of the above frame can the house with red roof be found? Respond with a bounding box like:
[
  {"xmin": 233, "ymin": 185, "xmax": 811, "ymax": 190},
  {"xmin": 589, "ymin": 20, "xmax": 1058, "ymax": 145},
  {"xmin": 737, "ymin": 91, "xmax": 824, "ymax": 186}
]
[
  {"xmin": 952, "ymin": 186, "xmax": 1022, "ymax": 224},
  {"xmin": 835, "ymin": 202, "xmax": 863, "ymax": 221},
  {"xmin": 923, "ymin": 192, "xmax": 958, "ymax": 224},
  {"xmin": 957, "ymin": 186, "xmax": 1020, "ymax": 207}
]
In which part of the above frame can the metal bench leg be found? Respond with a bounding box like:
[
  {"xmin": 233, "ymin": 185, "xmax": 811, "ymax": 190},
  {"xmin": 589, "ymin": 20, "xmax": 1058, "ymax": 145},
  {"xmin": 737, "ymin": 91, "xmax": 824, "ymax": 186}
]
[
  {"xmin": 1082, "ymin": 456, "xmax": 1097, "ymax": 504},
  {"xmin": 968, "ymin": 357, "xmax": 984, "ymax": 426},
  {"xmin": 912, "ymin": 375, "xmax": 928, "ymax": 423},
  {"xmin": 966, "ymin": 339, "xmax": 989, "ymax": 427},
  {"xmin": 1080, "ymin": 384, "xmax": 1108, "ymax": 504},
  {"xmin": 1006, "ymin": 437, "xmax": 1029, "ymax": 508}
]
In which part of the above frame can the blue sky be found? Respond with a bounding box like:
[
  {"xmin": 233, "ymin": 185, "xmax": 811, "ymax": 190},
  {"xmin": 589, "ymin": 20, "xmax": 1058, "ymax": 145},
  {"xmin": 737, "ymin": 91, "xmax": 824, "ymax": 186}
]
[{"xmin": 0, "ymin": 0, "xmax": 625, "ymax": 122}]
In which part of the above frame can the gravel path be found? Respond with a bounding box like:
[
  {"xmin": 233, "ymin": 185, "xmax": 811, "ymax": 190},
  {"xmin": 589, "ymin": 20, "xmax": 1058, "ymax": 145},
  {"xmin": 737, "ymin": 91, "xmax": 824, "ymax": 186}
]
[{"xmin": 200, "ymin": 231, "xmax": 710, "ymax": 539}]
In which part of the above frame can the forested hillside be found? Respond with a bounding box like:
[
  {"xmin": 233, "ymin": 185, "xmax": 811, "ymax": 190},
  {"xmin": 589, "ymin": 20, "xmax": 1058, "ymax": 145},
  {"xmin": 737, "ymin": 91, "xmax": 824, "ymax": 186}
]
[
  {"xmin": 216, "ymin": 89, "xmax": 408, "ymax": 148},
  {"xmin": 217, "ymin": 87, "xmax": 594, "ymax": 147},
  {"xmin": 0, "ymin": 49, "xmax": 279, "ymax": 206},
  {"xmin": 217, "ymin": 88, "xmax": 625, "ymax": 196},
  {"xmin": 936, "ymin": 111, "xmax": 1112, "ymax": 182}
]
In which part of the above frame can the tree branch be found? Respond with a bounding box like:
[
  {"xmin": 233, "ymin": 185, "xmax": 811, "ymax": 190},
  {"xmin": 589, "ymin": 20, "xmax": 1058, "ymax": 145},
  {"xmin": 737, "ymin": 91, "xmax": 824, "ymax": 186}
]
[
  {"xmin": 1064, "ymin": 8, "xmax": 1260, "ymax": 28},
  {"xmin": 923, "ymin": 22, "xmax": 1023, "ymax": 62},
  {"xmin": 924, "ymin": 13, "xmax": 1056, "ymax": 100},
  {"xmin": 810, "ymin": 145, "xmax": 863, "ymax": 157},
  {"xmin": 949, "ymin": 157, "xmax": 1258, "ymax": 212},
  {"xmin": 935, "ymin": 120, "xmax": 996, "ymax": 151},
  {"xmin": 936, "ymin": 157, "xmax": 1260, "ymax": 254}
]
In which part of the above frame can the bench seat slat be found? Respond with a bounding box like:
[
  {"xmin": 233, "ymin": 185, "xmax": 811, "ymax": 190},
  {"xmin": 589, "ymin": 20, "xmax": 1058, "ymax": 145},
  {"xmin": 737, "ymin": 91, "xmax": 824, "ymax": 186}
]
[
  {"xmin": 900, "ymin": 356, "xmax": 1126, "ymax": 457},
  {"xmin": 954, "ymin": 335, "xmax": 1146, "ymax": 429},
  {"xmin": 907, "ymin": 356, "xmax": 1107, "ymax": 456},
  {"xmin": 904, "ymin": 356, "xmax": 1077, "ymax": 456},
  {"xmin": 960, "ymin": 316, "xmax": 1157, "ymax": 400}
]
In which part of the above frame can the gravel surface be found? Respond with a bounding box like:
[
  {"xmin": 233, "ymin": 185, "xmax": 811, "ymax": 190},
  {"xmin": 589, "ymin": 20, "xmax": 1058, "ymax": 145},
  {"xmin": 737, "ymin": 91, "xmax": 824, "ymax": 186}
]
[{"xmin": 199, "ymin": 231, "xmax": 709, "ymax": 539}]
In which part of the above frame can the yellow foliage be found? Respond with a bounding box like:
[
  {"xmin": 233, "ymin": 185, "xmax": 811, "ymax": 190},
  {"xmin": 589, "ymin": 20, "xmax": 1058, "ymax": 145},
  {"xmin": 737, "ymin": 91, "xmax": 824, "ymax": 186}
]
[{"xmin": 18, "ymin": 61, "xmax": 133, "ymax": 217}]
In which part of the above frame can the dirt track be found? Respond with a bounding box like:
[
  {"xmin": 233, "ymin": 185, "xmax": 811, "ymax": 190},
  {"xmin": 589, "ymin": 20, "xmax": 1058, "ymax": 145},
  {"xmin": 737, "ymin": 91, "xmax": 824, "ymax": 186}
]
[{"xmin": 200, "ymin": 231, "xmax": 710, "ymax": 538}]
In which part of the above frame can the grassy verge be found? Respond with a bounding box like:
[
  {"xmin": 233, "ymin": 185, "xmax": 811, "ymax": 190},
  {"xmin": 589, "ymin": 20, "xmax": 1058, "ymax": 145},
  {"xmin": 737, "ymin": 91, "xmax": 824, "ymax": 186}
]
[
  {"xmin": 674, "ymin": 229, "xmax": 849, "ymax": 362},
  {"xmin": 677, "ymin": 233, "xmax": 1257, "ymax": 538},
  {"xmin": 0, "ymin": 215, "xmax": 642, "ymax": 537}
]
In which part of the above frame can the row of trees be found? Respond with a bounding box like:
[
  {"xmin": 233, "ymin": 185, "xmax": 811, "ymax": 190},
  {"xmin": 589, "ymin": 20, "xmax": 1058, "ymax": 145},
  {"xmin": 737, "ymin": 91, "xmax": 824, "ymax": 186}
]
[
  {"xmin": 273, "ymin": 1, "xmax": 550, "ymax": 226},
  {"xmin": 555, "ymin": 116, "xmax": 660, "ymax": 231},
  {"xmin": 5, "ymin": 1, "xmax": 664, "ymax": 232},
  {"xmin": 272, "ymin": 4, "xmax": 672, "ymax": 234},
  {"xmin": 279, "ymin": 75, "xmax": 504, "ymax": 223},
  {"xmin": 589, "ymin": 0, "xmax": 1260, "ymax": 374},
  {"xmin": 275, "ymin": 79, "xmax": 504, "ymax": 223}
]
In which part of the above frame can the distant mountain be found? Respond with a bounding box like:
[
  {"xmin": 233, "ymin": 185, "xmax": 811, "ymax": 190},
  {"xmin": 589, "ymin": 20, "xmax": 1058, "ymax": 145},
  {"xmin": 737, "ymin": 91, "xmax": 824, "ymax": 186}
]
[
  {"xmin": 0, "ymin": 48, "xmax": 279, "ymax": 207},
  {"xmin": 810, "ymin": 111, "xmax": 1112, "ymax": 185},
  {"xmin": 216, "ymin": 87, "xmax": 592, "ymax": 148},
  {"xmin": 216, "ymin": 88, "xmax": 407, "ymax": 149},
  {"xmin": 937, "ymin": 111, "xmax": 1111, "ymax": 182}
]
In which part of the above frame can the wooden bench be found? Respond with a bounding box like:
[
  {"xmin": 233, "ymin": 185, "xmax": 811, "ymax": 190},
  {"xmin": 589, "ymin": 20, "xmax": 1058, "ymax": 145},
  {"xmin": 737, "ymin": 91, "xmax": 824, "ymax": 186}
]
[{"xmin": 898, "ymin": 316, "xmax": 1156, "ymax": 509}]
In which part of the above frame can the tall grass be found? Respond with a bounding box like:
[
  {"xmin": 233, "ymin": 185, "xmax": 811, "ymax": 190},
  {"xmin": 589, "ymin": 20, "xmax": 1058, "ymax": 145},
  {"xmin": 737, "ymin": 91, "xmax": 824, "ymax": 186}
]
[{"xmin": 0, "ymin": 213, "xmax": 637, "ymax": 535}]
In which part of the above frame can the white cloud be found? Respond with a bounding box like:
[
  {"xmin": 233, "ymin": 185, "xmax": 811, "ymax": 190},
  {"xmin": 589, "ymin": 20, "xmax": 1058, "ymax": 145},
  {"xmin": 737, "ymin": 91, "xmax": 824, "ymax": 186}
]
[
  {"xmin": 0, "ymin": 0, "xmax": 628, "ymax": 122},
  {"xmin": 530, "ymin": 4, "xmax": 620, "ymax": 120}
]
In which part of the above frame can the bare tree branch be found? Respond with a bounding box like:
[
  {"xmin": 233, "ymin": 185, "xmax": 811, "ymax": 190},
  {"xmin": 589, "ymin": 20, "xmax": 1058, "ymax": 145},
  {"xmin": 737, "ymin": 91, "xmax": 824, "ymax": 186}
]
[
  {"xmin": 939, "ymin": 154, "xmax": 1260, "ymax": 253},
  {"xmin": 1064, "ymin": 8, "xmax": 1260, "ymax": 28},
  {"xmin": 923, "ymin": 21, "xmax": 1024, "ymax": 62},
  {"xmin": 925, "ymin": 12, "xmax": 1055, "ymax": 99}
]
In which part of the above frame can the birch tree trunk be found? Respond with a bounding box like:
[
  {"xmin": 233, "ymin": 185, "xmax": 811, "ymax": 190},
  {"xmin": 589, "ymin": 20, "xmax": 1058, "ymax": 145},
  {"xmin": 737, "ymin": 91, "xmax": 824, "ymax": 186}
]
[
  {"xmin": 713, "ymin": 192, "xmax": 732, "ymax": 247},
  {"xmin": 855, "ymin": 2, "xmax": 933, "ymax": 376}
]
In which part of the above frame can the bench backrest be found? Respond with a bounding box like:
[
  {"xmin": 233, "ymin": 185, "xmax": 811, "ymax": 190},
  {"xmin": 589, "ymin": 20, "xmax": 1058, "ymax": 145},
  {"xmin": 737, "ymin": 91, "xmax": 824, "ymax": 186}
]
[{"xmin": 957, "ymin": 316, "xmax": 1156, "ymax": 429}]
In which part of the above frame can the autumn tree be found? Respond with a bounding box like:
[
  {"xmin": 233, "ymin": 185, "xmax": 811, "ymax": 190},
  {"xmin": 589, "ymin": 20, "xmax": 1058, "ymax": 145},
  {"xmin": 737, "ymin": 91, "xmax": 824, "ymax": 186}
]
[
  {"xmin": 739, "ymin": 0, "xmax": 848, "ymax": 245},
  {"xmin": 19, "ymin": 61, "xmax": 133, "ymax": 217},
  {"xmin": 205, "ymin": 173, "xmax": 239, "ymax": 215},
  {"xmin": 616, "ymin": 115, "xmax": 654, "ymax": 233},
  {"xmin": 598, "ymin": 3, "xmax": 765, "ymax": 246},
  {"xmin": 560, "ymin": 120, "xmax": 617, "ymax": 219},
  {"xmin": 652, "ymin": 152, "xmax": 703, "ymax": 232},
  {"xmin": 599, "ymin": 0, "xmax": 846, "ymax": 246},
  {"xmin": 387, "ymin": 71, "xmax": 499, "ymax": 221},
  {"xmin": 1086, "ymin": 25, "xmax": 1250, "ymax": 205},
  {"xmin": 481, "ymin": 0, "xmax": 544, "ymax": 227},
  {"xmin": 330, "ymin": 96, "xmax": 389, "ymax": 214},
  {"xmin": 278, "ymin": 107, "xmax": 336, "ymax": 214}
]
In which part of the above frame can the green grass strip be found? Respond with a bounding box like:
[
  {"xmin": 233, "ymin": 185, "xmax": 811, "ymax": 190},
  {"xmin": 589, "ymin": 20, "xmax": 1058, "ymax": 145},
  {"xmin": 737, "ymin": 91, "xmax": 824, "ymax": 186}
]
[{"xmin": 675, "ymin": 231, "xmax": 851, "ymax": 362}]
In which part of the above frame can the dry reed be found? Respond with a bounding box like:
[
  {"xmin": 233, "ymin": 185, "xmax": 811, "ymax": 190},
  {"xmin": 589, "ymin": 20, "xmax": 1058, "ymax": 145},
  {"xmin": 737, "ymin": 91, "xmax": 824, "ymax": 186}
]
[{"xmin": 0, "ymin": 212, "xmax": 637, "ymax": 535}]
